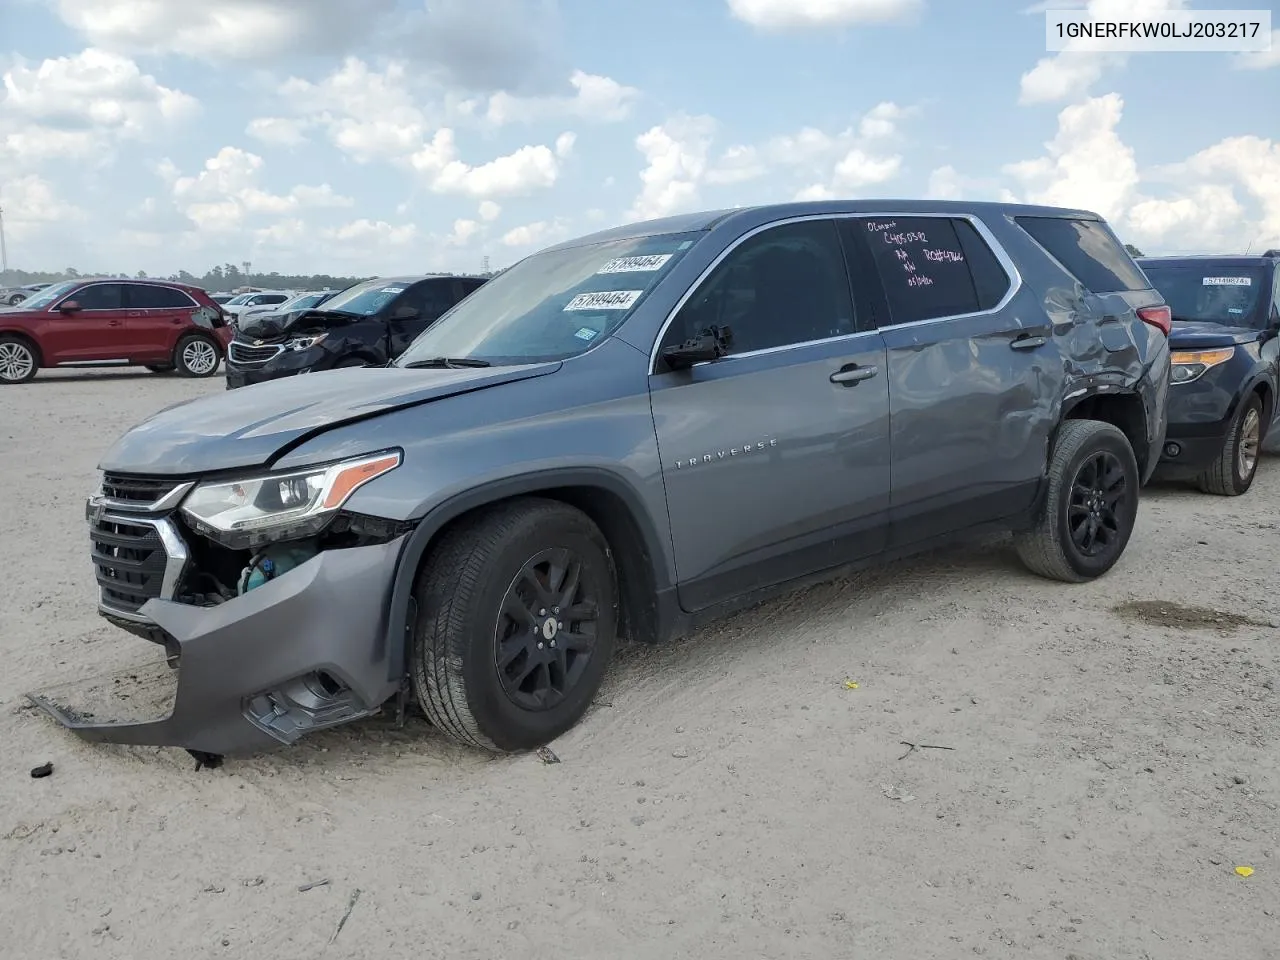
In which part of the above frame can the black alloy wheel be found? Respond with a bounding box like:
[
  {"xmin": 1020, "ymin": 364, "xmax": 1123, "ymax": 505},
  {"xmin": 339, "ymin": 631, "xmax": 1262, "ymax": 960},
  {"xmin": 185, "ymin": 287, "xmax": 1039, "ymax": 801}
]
[
  {"xmin": 494, "ymin": 547, "xmax": 600, "ymax": 712},
  {"xmin": 1067, "ymin": 449, "xmax": 1128, "ymax": 558}
]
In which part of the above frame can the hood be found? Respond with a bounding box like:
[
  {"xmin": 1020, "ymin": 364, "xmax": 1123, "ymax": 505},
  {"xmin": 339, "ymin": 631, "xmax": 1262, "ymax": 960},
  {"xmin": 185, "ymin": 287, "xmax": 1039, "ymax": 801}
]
[
  {"xmin": 237, "ymin": 308, "xmax": 355, "ymax": 341},
  {"xmin": 1168, "ymin": 320, "xmax": 1261, "ymax": 350},
  {"xmin": 99, "ymin": 361, "xmax": 562, "ymax": 475}
]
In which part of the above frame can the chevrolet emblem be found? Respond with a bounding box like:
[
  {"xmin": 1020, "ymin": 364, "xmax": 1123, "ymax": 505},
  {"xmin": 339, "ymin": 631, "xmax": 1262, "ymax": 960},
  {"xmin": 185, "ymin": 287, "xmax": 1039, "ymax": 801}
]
[{"xmin": 254, "ymin": 339, "xmax": 263, "ymax": 346}]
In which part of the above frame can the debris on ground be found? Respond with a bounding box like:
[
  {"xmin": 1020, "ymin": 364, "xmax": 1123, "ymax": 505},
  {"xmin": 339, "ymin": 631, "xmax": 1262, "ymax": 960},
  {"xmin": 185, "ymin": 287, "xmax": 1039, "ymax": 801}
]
[
  {"xmin": 29, "ymin": 762, "xmax": 53, "ymax": 779},
  {"xmin": 1236, "ymin": 866, "xmax": 1255, "ymax": 878},
  {"xmin": 298, "ymin": 879, "xmax": 330, "ymax": 892},
  {"xmin": 329, "ymin": 889, "xmax": 362, "ymax": 944},
  {"xmin": 897, "ymin": 741, "xmax": 956, "ymax": 761},
  {"xmin": 881, "ymin": 783, "xmax": 915, "ymax": 803},
  {"xmin": 535, "ymin": 746, "xmax": 560, "ymax": 764}
]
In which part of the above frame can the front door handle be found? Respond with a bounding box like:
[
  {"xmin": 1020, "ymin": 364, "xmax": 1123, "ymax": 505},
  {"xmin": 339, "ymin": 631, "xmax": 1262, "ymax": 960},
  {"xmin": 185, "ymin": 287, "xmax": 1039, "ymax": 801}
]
[
  {"xmin": 830, "ymin": 364, "xmax": 879, "ymax": 385},
  {"xmin": 1011, "ymin": 335, "xmax": 1047, "ymax": 351},
  {"xmin": 107, "ymin": 319, "xmax": 123, "ymax": 327}
]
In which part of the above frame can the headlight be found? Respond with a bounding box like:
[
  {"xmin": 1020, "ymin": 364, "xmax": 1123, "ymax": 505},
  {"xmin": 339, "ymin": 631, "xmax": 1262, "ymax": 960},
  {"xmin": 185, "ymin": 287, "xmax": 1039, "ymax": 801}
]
[
  {"xmin": 285, "ymin": 334, "xmax": 326, "ymax": 351},
  {"xmin": 1170, "ymin": 347, "xmax": 1234, "ymax": 384},
  {"xmin": 180, "ymin": 450, "xmax": 401, "ymax": 548}
]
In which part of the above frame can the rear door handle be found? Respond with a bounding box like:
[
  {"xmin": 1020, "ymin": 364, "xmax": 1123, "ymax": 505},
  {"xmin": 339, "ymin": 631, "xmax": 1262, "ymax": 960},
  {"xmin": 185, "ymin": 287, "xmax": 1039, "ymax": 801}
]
[
  {"xmin": 830, "ymin": 364, "xmax": 879, "ymax": 385},
  {"xmin": 1011, "ymin": 335, "xmax": 1047, "ymax": 351}
]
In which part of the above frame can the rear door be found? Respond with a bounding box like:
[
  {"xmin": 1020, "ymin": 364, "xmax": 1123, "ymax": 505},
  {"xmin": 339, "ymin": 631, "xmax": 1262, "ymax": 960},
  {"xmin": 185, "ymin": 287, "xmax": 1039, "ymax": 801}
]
[
  {"xmin": 650, "ymin": 217, "xmax": 892, "ymax": 611},
  {"xmin": 123, "ymin": 283, "xmax": 198, "ymax": 360},
  {"xmin": 42, "ymin": 282, "xmax": 130, "ymax": 362},
  {"xmin": 839, "ymin": 214, "xmax": 1060, "ymax": 548}
]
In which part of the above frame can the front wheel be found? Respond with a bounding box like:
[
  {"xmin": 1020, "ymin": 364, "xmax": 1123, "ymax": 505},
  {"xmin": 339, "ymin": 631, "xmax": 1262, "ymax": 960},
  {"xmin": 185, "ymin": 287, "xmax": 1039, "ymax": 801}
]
[
  {"xmin": 1014, "ymin": 420, "xmax": 1139, "ymax": 583},
  {"xmin": 1196, "ymin": 393, "xmax": 1262, "ymax": 496},
  {"xmin": 410, "ymin": 498, "xmax": 618, "ymax": 752},
  {"xmin": 174, "ymin": 334, "xmax": 221, "ymax": 378},
  {"xmin": 0, "ymin": 336, "xmax": 39, "ymax": 384}
]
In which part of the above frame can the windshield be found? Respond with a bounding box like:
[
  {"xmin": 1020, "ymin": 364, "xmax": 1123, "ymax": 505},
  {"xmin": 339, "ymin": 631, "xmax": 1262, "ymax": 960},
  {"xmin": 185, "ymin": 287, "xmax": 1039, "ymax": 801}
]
[
  {"xmin": 1140, "ymin": 262, "xmax": 1269, "ymax": 328},
  {"xmin": 286, "ymin": 292, "xmax": 328, "ymax": 310},
  {"xmin": 19, "ymin": 280, "xmax": 79, "ymax": 311},
  {"xmin": 396, "ymin": 232, "xmax": 702, "ymax": 366},
  {"xmin": 224, "ymin": 294, "xmax": 252, "ymax": 305},
  {"xmin": 320, "ymin": 279, "xmax": 412, "ymax": 317}
]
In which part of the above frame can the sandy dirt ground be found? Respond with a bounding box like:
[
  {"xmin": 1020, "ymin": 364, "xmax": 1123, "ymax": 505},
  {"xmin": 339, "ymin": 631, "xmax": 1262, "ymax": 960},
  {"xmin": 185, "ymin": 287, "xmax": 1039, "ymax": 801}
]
[{"xmin": 2, "ymin": 367, "xmax": 1278, "ymax": 960}]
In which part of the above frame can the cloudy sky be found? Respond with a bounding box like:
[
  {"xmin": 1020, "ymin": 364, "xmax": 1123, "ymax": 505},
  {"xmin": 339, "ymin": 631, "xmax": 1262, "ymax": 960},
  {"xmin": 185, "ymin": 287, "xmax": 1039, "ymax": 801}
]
[{"xmin": 1, "ymin": 0, "xmax": 1277, "ymax": 277}]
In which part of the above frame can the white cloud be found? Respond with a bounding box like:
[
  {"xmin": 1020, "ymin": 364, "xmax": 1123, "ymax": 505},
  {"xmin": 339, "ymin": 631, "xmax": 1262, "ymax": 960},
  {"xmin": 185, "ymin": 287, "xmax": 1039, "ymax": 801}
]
[
  {"xmin": 53, "ymin": 0, "xmax": 395, "ymax": 61},
  {"xmin": 1018, "ymin": 0, "xmax": 1186, "ymax": 104},
  {"xmin": 1003, "ymin": 92, "xmax": 1138, "ymax": 221},
  {"xmin": 478, "ymin": 201, "xmax": 502, "ymax": 221},
  {"xmin": 727, "ymin": 0, "xmax": 923, "ymax": 30},
  {"xmin": 0, "ymin": 175, "xmax": 84, "ymax": 238},
  {"xmin": 999, "ymin": 93, "xmax": 1280, "ymax": 253},
  {"xmin": 555, "ymin": 132, "xmax": 577, "ymax": 159},
  {"xmin": 1235, "ymin": 30, "xmax": 1280, "ymax": 70},
  {"xmin": 627, "ymin": 102, "xmax": 910, "ymax": 222},
  {"xmin": 411, "ymin": 129, "xmax": 561, "ymax": 199},
  {"xmin": 321, "ymin": 219, "xmax": 418, "ymax": 246},
  {"xmin": 279, "ymin": 58, "xmax": 430, "ymax": 163},
  {"xmin": 627, "ymin": 114, "xmax": 719, "ymax": 221},
  {"xmin": 1, "ymin": 48, "xmax": 198, "ymax": 166},
  {"xmin": 500, "ymin": 219, "xmax": 571, "ymax": 249},
  {"xmin": 484, "ymin": 70, "xmax": 640, "ymax": 125},
  {"xmin": 169, "ymin": 146, "xmax": 354, "ymax": 233},
  {"xmin": 246, "ymin": 116, "xmax": 310, "ymax": 147},
  {"xmin": 448, "ymin": 218, "xmax": 482, "ymax": 245}
]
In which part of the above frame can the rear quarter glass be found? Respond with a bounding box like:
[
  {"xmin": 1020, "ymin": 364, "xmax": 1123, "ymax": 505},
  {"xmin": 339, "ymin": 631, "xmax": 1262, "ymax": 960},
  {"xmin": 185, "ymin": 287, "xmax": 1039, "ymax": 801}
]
[{"xmin": 1015, "ymin": 216, "xmax": 1150, "ymax": 294}]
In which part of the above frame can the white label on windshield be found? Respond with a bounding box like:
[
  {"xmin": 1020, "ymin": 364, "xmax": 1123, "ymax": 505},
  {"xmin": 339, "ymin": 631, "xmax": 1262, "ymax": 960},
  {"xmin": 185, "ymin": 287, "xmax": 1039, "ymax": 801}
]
[
  {"xmin": 1203, "ymin": 276, "xmax": 1250, "ymax": 286},
  {"xmin": 596, "ymin": 255, "xmax": 671, "ymax": 274},
  {"xmin": 574, "ymin": 327, "xmax": 599, "ymax": 341},
  {"xmin": 380, "ymin": 286, "xmax": 406, "ymax": 293},
  {"xmin": 564, "ymin": 290, "xmax": 642, "ymax": 311}
]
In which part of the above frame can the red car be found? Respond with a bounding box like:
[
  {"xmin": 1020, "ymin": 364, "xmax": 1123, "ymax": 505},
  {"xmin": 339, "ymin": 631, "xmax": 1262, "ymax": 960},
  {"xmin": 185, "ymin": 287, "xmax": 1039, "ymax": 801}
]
[{"xmin": 0, "ymin": 278, "xmax": 234, "ymax": 384}]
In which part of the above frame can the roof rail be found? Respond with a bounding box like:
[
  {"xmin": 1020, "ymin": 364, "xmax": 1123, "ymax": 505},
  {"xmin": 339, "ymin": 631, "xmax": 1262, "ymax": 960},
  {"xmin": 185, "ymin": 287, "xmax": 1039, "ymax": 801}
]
[{"xmin": 1261, "ymin": 248, "xmax": 1280, "ymax": 258}]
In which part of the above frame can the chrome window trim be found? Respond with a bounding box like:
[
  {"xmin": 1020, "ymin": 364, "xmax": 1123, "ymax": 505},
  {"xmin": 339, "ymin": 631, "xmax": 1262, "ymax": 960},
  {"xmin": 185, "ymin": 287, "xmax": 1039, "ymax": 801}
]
[
  {"xmin": 94, "ymin": 511, "xmax": 190, "ymax": 616},
  {"xmin": 647, "ymin": 211, "xmax": 1023, "ymax": 375}
]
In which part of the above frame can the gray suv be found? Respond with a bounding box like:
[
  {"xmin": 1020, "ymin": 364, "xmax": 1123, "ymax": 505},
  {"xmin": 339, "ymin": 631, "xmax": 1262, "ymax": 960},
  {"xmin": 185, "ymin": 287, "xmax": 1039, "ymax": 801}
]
[{"xmin": 36, "ymin": 200, "xmax": 1171, "ymax": 759}]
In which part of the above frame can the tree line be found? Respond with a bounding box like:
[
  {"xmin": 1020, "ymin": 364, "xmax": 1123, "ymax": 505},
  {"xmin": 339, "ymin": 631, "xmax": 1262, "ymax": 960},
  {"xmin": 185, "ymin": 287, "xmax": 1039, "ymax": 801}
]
[{"xmin": 1, "ymin": 262, "xmax": 502, "ymax": 292}]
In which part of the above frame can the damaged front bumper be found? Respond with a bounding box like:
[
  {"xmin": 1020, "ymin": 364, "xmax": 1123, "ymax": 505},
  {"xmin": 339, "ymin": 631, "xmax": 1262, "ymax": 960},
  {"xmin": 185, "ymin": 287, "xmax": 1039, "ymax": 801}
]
[{"xmin": 29, "ymin": 536, "xmax": 407, "ymax": 756}]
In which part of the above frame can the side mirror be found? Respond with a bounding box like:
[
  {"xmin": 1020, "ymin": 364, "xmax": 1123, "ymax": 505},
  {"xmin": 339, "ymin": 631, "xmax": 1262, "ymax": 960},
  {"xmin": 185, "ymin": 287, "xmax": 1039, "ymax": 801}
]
[
  {"xmin": 59, "ymin": 300, "xmax": 82, "ymax": 314},
  {"xmin": 661, "ymin": 325, "xmax": 733, "ymax": 370},
  {"xmin": 392, "ymin": 304, "xmax": 420, "ymax": 320}
]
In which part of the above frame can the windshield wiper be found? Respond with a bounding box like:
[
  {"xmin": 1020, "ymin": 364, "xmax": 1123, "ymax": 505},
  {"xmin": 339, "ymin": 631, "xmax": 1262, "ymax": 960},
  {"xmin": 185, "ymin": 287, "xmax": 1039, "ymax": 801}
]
[{"xmin": 401, "ymin": 356, "xmax": 492, "ymax": 369}]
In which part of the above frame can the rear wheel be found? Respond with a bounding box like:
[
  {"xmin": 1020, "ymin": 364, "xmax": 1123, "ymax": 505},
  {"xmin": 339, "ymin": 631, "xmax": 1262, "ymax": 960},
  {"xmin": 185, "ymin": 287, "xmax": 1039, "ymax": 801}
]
[
  {"xmin": 1014, "ymin": 420, "xmax": 1139, "ymax": 583},
  {"xmin": 410, "ymin": 498, "xmax": 618, "ymax": 752},
  {"xmin": 0, "ymin": 336, "xmax": 39, "ymax": 384},
  {"xmin": 9, "ymin": 293, "xmax": 26, "ymax": 305},
  {"xmin": 1196, "ymin": 393, "xmax": 1262, "ymax": 496},
  {"xmin": 173, "ymin": 334, "xmax": 220, "ymax": 378}
]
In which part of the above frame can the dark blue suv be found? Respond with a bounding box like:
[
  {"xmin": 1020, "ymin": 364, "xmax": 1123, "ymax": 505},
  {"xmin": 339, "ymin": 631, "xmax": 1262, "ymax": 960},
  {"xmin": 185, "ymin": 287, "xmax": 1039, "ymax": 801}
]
[{"xmin": 1138, "ymin": 252, "xmax": 1280, "ymax": 495}]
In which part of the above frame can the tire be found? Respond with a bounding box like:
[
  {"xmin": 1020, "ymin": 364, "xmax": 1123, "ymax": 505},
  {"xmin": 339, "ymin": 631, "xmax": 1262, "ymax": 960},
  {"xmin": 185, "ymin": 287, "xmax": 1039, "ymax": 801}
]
[
  {"xmin": 1014, "ymin": 420, "xmax": 1139, "ymax": 583},
  {"xmin": 1196, "ymin": 393, "xmax": 1262, "ymax": 496},
  {"xmin": 0, "ymin": 335, "xmax": 39, "ymax": 384},
  {"xmin": 146, "ymin": 363, "xmax": 175, "ymax": 374},
  {"xmin": 410, "ymin": 497, "xmax": 618, "ymax": 753},
  {"xmin": 9, "ymin": 293, "xmax": 26, "ymax": 305},
  {"xmin": 173, "ymin": 334, "xmax": 221, "ymax": 378}
]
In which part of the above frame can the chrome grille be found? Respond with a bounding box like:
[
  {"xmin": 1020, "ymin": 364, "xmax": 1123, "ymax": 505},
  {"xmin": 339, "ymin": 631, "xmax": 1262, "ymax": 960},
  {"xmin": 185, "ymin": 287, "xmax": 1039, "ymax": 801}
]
[
  {"xmin": 228, "ymin": 341, "xmax": 284, "ymax": 366},
  {"xmin": 101, "ymin": 473, "xmax": 181, "ymax": 504}
]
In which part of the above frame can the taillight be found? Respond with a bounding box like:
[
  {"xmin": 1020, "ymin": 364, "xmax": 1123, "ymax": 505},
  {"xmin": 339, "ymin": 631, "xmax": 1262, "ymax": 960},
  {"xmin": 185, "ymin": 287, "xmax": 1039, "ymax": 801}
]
[{"xmin": 1138, "ymin": 304, "xmax": 1171, "ymax": 336}]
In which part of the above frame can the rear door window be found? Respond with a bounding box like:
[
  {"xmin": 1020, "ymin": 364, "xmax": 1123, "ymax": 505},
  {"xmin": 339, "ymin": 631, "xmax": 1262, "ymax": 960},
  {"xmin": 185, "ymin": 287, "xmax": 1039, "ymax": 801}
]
[
  {"xmin": 855, "ymin": 216, "xmax": 982, "ymax": 325},
  {"xmin": 1015, "ymin": 216, "xmax": 1149, "ymax": 293},
  {"xmin": 127, "ymin": 284, "xmax": 194, "ymax": 309}
]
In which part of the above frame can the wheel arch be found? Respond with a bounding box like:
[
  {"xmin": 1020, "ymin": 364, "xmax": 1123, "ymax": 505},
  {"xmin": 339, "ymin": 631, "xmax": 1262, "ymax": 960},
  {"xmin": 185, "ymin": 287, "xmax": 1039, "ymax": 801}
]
[
  {"xmin": 0, "ymin": 329, "xmax": 44, "ymax": 366},
  {"xmin": 1058, "ymin": 389, "xmax": 1150, "ymax": 473},
  {"xmin": 384, "ymin": 468, "xmax": 677, "ymax": 683}
]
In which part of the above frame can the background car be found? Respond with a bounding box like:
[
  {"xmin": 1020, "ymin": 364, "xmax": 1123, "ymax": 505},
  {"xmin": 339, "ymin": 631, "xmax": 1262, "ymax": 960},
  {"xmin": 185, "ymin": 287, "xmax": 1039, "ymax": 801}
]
[
  {"xmin": 225, "ymin": 274, "xmax": 486, "ymax": 388},
  {"xmin": 220, "ymin": 289, "xmax": 295, "ymax": 322},
  {"xmin": 209, "ymin": 292, "xmax": 236, "ymax": 305},
  {"xmin": 0, "ymin": 278, "xmax": 233, "ymax": 383},
  {"xmin": 0, "ymin": 282, "xmax": 52, "ymax": 306},
  {"xmin": 235, "ymin": 289, "xmax": 338, "ymax": 326},
  {"xmin": 1139, "ymin": 251, "xmax": 1280, "ymax": 495}
]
